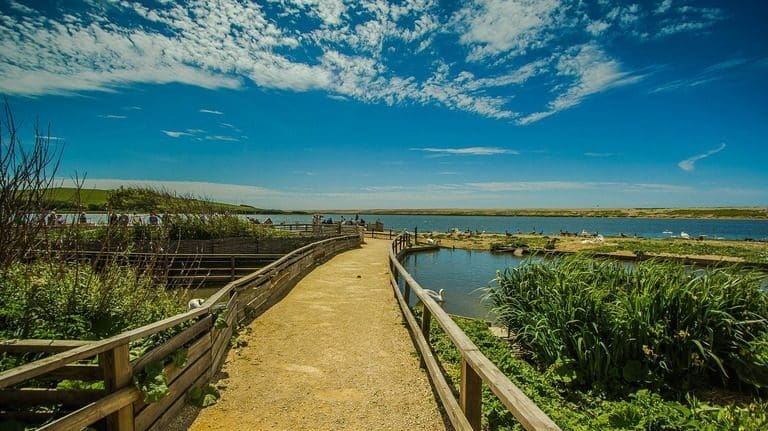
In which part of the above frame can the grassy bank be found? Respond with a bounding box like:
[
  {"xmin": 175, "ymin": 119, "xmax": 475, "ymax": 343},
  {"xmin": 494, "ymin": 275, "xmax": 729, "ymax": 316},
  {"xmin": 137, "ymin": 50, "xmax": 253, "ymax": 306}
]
[
  {"xmin": 420, "ymin": 233, "xmax": 768, "ymax": 264},
  {"xmin": 325, "ymin": 207, "xmax": 768, "ymax": 219}
]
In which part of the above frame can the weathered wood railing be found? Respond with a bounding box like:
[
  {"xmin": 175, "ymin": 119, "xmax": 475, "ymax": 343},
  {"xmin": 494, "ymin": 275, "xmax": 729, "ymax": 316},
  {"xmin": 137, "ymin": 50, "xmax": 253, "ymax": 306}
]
[
  {"xmin": 0, "ymin": 234, "xmax": 361, "ymax": 430},
  {"xmin": 389, "ymin": 232, "xmax": 560, "ymax": 431}
]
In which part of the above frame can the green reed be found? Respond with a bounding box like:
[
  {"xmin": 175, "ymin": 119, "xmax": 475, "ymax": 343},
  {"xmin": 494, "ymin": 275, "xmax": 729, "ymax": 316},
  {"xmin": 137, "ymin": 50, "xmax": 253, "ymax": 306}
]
[{"xmin": 485, "ymin": 255, "xmax": 768, "ymax": 393}]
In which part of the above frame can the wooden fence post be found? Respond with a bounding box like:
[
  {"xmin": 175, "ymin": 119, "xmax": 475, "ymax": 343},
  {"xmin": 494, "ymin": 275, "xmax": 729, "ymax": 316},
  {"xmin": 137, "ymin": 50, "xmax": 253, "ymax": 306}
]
[
  {"xmin": 419, "ymin": 307, "xmax": 431, "ymax": 368},
  {"xmin": 230, "ymin": 256, "xmax": 235, "ymax": 280},
  {"xmin": 460, "ymin": 358, "xmax": 482, "ymax": 431},
  {"xmin": 100, "ymin": 343, "xmax": 134, "ymax": 431}
]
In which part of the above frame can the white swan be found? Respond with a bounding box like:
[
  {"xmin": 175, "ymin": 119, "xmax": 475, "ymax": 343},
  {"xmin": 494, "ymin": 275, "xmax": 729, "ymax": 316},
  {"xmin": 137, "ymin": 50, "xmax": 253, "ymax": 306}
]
[
  {"xmin": 424, "ymin": 288, "xmax": 445, "ymax": 304},
  {"xmin": 680, "ymin": 232, "xmax": 690, "ymax": 239},
  {"xmin": 187, "ymin": 298, "xmax": 205, "ymax": 310}
]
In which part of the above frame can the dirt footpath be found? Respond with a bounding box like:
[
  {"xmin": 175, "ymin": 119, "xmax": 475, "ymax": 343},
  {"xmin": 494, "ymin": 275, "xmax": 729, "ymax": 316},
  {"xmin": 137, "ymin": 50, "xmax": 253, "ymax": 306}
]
[{"xmin": 183, "ymin": 238, "xmax": 446, "ymax": 431}]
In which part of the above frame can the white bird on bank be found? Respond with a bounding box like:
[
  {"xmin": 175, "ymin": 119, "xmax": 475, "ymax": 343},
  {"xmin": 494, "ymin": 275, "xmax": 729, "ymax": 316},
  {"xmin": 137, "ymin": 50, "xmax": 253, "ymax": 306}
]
[
  {"xmin": 424, "ymin": 288, "xmax": 445, "ymax": 304},
  {"xmin": 187, "ymin": 298, "xmax": 205, "ymax": 310},
  {"xmin": 680, "ymin": 232, "xmax": 690, "ymax": 239}
]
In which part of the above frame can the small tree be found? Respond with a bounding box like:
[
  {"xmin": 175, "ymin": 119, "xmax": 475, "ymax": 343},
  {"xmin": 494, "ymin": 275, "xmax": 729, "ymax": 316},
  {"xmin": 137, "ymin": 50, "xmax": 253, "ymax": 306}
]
[{"xmin": 0, "ymin": 100, "xmax": 62, "ymax": 267}]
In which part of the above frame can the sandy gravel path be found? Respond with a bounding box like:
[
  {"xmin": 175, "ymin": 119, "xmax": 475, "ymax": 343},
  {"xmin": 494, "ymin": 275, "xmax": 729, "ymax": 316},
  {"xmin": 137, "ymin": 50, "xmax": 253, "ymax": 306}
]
[{"xmin": 184, "ymin": 238, "xmax": 446, "ymax": 431}]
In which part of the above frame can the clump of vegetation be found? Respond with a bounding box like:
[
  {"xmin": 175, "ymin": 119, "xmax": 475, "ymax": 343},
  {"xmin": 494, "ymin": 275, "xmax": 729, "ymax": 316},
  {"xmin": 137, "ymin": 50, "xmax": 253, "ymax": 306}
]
[
  {"xmin": 0, "ymin": 261, "xmax": 184, "ymax": 341},
  {"xmin": 429, "ymin": 315, "xmax": 768, "ymax": 430},
  {"xmin": 485, "ymin": 255, "xmax": 768, "ymax": 394}
]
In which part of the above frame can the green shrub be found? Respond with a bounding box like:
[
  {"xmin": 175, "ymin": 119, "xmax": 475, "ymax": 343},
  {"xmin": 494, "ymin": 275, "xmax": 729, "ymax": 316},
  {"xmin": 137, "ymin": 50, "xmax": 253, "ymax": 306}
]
[
  {"xmin": 429, "ymin": 316, "xmax": 768, "ymax": 430},
  {"xmin": 0, "ymin": 261, "xmax": 184, "ymax": 341},
  {"xmin": 485, "ymin": 256, "xmax": 768, "ymax": 393}
]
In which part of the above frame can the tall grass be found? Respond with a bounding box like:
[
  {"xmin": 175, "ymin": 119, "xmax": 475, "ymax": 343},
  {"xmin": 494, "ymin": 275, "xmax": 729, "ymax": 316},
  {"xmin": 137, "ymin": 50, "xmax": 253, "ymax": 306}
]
[{"xmin": 485, "ymin": 255, "xmax": 768, "ymax": 393}]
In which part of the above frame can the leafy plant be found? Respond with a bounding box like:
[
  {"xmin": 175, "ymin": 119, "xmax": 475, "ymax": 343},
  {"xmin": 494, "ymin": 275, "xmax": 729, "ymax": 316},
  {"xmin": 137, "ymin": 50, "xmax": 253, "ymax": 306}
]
[
  {"xmin": 187, "ymin": 384, "xmax": 220, "ymax": 407},
  {"xmin": 133, "ymin": 361, "xmax": 169, "ymax": 403},
  {"xmin": 484, "ymin": 255, "xmax": 768, "ymax": 393}
]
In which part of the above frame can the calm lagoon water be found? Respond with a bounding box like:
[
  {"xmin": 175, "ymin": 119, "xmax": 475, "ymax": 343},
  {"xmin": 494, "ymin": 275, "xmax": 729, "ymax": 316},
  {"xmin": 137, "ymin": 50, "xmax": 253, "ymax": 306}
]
[
  {"xmin": 401, "ymin": 248, "xmax": 529, "ymax": 320},
  {"xmin": 248, "ymin": 213, "xmax": 768, "ymax": 240},
  {"xmin": 74, "ymin": 213, "xmax": 768, "ymax": 240}
]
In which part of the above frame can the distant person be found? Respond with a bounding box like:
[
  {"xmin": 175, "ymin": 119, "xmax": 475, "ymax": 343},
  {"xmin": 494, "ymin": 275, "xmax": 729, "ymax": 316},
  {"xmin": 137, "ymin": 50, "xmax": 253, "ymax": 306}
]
[
  {"xmin": 148, "ymin": 212, "xmax": 159, "ymax": 226},
  {"xmin": 118, "ymin": 213, "xmax": 129, "ymax": 226},
  {"xmin": 108, "ymin": 212, "xmax": 118, "ymax": 226},
  {"xmin": 264, "ymin": 217, "xmax": 273, "ymax": 225},
  {"xmin": 131, "ymin": 214, "xmax": 142, "ymax": 226},
  {"xmin": 47, "ymin": 212, "xmax": 57, "ymax": 226},
  {"xmin": 78, "ymin": 212, "xmax": 87, "ymax": 224},
  {"xmin": 55, "ymin": 214, "xmax": 64, "ymax": 225}
]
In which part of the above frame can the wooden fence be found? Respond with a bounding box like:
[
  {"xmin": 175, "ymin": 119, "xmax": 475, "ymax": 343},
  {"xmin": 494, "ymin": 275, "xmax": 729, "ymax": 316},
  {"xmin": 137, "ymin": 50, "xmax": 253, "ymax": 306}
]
[
  {"xmin": 389, "ymin": 232, "xmax": 560, "ymax": 431},
  {"xmin": 0, "ymin": 234, "xmax": 361, "ymax": 430}
]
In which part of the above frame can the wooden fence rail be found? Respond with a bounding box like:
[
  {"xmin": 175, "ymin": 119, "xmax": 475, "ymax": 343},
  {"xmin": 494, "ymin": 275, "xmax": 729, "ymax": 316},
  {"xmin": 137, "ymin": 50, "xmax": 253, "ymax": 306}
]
[
  {"xmin": 389, "ymin": 232, "xmax": 561, "ymax": 431},
  {"xmin": 0, "ymin": 233, "xmax": 362, "ymax": 431}
]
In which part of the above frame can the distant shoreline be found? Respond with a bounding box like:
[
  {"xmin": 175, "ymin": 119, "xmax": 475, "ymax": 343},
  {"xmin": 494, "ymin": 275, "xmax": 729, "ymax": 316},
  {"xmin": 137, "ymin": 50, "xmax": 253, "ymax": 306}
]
[{"xmin": 315, "ymin": 207, "xmax": 768, "ymax": 220}]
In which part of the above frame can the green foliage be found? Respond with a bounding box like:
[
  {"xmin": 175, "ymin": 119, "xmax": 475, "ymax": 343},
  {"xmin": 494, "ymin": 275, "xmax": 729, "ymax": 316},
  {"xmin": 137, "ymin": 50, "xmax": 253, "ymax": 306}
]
[
  {"xmin": 163, "ymin": 213, "xmax": 289, "ymax": 240},
  {"xmin": 56, "ymin": 379, "xmax": 105, "ymax": 391},
  {"xmin": 429, "ymin": 316, "xmax": 768, "ymax": 430},
  {"xmin": 133, "ymin": 361, "xmax": 169, "ymax": 403},
  {"xmin": 171, "ymin": 347, "xmax": 189, "ymax": 368},
  {"xmin": 0, "ymin": 261, "xmax": 185, "ymax": 342},
  {"xmin": 485, "ymin": 256, "xmax": 768, "ymax": 393},
  {"xmin": 187, "ymin": 384, "xmax": 220, "ymax": 407}
]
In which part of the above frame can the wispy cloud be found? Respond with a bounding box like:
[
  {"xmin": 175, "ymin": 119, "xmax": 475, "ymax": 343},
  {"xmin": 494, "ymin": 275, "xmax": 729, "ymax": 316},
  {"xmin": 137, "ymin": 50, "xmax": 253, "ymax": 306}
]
[
  {"xmin": 0, "ymin": 1, "xmax": 725, "ymax": 124},
  {"xmin": 651, "ymin": 58, "xmax": 751, "ymax": 94},
  {"xmin": 99, "ymin": 114, "xmax": 127, "ymax": 119},
  {"xmin": 678, "ymin": 143, "xmax": 726, "ymax": 171},
  {"xmin": 162, "ymin": 130, "xmax": 190, "ymax": 138},
  {"xmin": 123, "ymin": 106, "xmax": 142, "ymax": 110},
  {"xmin": 204, "ymin": 135, "xmax": 239, "ymax": 142},
  {"xmin": 410, "ymin": 147, "xmax": 517, "ymax": 156}
]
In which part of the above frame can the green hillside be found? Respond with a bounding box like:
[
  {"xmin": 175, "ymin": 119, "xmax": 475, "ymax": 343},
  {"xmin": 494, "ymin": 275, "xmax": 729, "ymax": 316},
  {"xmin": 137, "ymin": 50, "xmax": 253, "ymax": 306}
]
[{"xmin": 43, "ymin": 187, "xmax": 273, "ymax": 214}]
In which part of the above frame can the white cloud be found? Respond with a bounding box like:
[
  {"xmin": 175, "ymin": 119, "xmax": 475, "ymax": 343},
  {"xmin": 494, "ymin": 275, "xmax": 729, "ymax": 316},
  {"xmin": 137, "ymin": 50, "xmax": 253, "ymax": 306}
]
[
  {"xmin": 518, "ymin": 43, "xmax": 643, "ymax": 124},
  {"xmin": 99, "ymin": 114, "xmax": 127, "ymax": 119},
  {"xmin": 199, "ymin": 109, "xmax": 224, "ymax": 115},
  {"xmin": 0, "ymin": 0, "xmax": 718, "ymax": 124},
  {"xmin": 651, "ymin": 58, "xmax": 751, "ymax": 94},
  {"xmin": 410, "ymin": 147, "xmax": 518, "ymax": 156},
  {"xmin": 678, "ymin": 143, "xmax": 726, "ymax": 171},
  {"xmin": 204, "ymin": 135, "xmax": 240, "ymax": 142},
  {"xmin": 454, "ymin": 0, "xmax": 563, "ymax": 61},
  {"xmin": 162, "ymin": 130, "xmax": 189, "ymax": 138}
]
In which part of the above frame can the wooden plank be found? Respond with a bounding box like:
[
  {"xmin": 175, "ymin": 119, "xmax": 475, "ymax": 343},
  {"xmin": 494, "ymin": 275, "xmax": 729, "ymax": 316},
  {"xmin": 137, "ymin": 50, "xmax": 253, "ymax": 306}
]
[
  {"xmin": 133, "ymin": 334, "xmax": 212, "ymax": 415},
  {"xmin": 0, "ymin": 339, "xmax": 93, "ymax": 354},
  {"xmin": 0, "ymin": 307, "xmax": 207, "ymax": 389},
  {"xmin": 41, "ymin": 364, "xmax": 103, "ymax": 381},
  {"xmin": 391, "ymin": 239, "xmax": 561, "ymax": 431},
  {"xmin": 389, "ymin": 273, "xmax": 473, "ymax": 431},
  {"xmin": 211, "ymin": 306, "xmax": 237, "ymax": 373},
  {"xmin": 464, "ymin": 350, "xmax": 560, "ymax": 431},
  {"xmin": 461, "ymin": 358, "xmax": 483, "ymax": 431},
  {"xmin": 146, "ymin": 370, "xmax": 209, "ymax": 431},
  {"xmin": 134, "ymin": 352, "xmax": 211, "ymax": 431},
  {"xmin": 132, "ymin": 315, "xmax": 213, "ymax": 374},
  {"xmin": 0, "ymin": 388, "xmax": 105, "ymax": 407},
  {"xmin": 39, "ymin": 387, "xmax": 141, "ymax": 431},
  {"xmin": 100, "ymin": 344, "xmax": 133, "ymax": 431}
]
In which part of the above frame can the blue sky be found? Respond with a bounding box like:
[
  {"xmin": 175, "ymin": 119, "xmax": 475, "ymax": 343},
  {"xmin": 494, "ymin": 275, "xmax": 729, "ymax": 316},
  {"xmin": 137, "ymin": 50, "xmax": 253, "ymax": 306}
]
[{"xmin": 1, "ymin": 0, "xmax": 766, "ymax": 209}]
